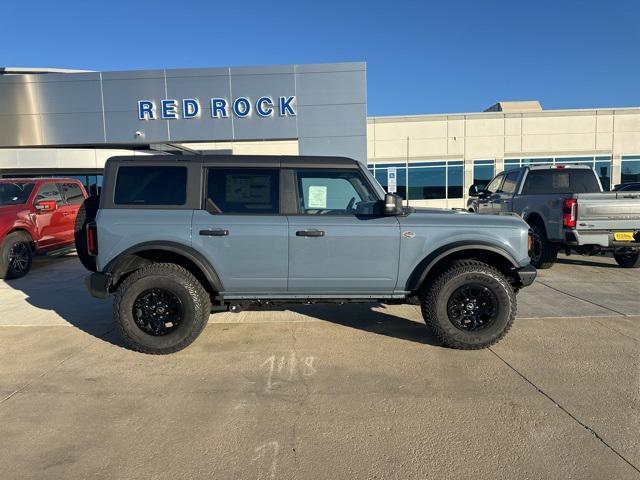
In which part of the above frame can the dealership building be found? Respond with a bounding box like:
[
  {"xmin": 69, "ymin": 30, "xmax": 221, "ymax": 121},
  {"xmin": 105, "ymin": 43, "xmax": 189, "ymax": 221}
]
[{"xmin": 1, "ymin": 62, "xmax": 640, "ymax": 208}]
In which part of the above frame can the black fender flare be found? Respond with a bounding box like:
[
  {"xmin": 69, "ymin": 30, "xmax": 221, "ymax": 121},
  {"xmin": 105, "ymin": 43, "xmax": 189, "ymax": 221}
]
[
  {"xmin": 104, "ymin": 241, "xmax": 224, "ymax": 292},
  {"xmin": 406, "ymin": 241, "xmax": 521, "ymax": 291}
]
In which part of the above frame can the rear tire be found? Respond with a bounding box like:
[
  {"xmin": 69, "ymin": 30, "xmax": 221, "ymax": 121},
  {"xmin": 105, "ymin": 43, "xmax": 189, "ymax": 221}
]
[
  {"xmin": 113, "ymin": 263, "xmax": 211, "ymax": 354},
  {"xmin": 529, "ymin": 224, "xmax": 557, "ymax": 269},
  {"xmin": 74, "ymin": 195, "xmax": 100, "ymax": 272},
  {"xmin": 420, "ymin": 259, "xmax": 516, "ymax": 349},
  {"xmin": 0, "ymin": 232, "xmax": 33, "ymax": 280},
  {"xmin": 613, "ymin": 250, "xmax": 640, "ymax": 268}
]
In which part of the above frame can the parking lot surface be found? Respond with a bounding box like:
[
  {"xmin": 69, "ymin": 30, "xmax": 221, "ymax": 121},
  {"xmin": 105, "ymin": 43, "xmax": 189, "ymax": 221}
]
[{"xmin": 0, "ymin": 254, "xmax": 639, "ymax": 479}]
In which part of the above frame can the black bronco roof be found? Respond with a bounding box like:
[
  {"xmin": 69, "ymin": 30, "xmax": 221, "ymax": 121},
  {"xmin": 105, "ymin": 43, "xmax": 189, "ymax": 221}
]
[{"xmin": 105, "ymin": 154, "xmax": 361, "ymax": 169}]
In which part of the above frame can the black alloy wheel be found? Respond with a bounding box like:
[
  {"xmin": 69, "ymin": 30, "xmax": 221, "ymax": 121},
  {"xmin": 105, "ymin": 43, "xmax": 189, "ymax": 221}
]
[
  {"xmin": 9, "ymin": 242, "xmax": 31, "ymax": 276},
  {"xmin": 529, "ymin": 232, "xmax": 543, "ymax": 266},
  {"xmin": 132, "ymin": 288, "xmax": 184, "ymax": 336},
  {"xmin": 446, "ymin": 283, "xmax": 498, "ymax": 332}
]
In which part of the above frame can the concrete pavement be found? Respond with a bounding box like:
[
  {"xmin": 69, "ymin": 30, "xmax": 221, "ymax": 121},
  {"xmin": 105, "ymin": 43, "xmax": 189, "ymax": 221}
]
[{"xmin": 0, "ymin": 253, "xmax": 638, "ymax": 479}]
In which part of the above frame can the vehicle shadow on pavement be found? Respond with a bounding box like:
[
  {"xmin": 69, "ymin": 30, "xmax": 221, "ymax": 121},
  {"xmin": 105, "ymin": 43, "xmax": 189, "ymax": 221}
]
[
  {"xmin": 554, "ymin": 256, "xmax": 619, "ymax": 269},
  {"xmin": 251, "ymin": 302, "xmax": 442, "ymax": 346},
  {"xmin": 4, "ymin": 257, "xmax": 127, "ymax": 349}
]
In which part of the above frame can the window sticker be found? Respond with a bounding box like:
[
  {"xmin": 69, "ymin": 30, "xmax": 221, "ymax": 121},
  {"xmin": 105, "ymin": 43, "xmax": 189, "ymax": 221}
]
[
  {"xmin": 225, "ymin": 175, "xmax": 271, "ymax": 203},
  {"xmin": 307, "ymin": 185, "xmax": 327, "ymax": 208}
]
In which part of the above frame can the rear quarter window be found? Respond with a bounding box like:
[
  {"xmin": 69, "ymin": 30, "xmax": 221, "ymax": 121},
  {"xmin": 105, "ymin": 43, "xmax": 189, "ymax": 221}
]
[
  {"xmin": 522, "ymin": 169, "xmax": 600, "ymax": 195},
  {"xmin": 114, "ymin": 166, "xmax": 187, "ymax": 205}
]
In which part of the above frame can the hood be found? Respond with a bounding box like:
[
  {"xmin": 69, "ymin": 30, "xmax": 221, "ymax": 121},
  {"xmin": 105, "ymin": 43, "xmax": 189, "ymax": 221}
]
[{"xmin": 399, "ymin": 207, "xmax": 528, "ymax": 230}]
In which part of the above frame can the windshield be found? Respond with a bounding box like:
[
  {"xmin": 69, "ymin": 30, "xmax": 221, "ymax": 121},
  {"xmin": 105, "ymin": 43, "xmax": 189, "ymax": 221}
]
[{"xmin": 0, "ymin": 182, "xmax": 35, "ymax": 206}]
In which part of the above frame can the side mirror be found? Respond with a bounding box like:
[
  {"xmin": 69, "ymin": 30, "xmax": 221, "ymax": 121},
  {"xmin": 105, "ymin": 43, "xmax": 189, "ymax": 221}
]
[
  {"xmin": 468, "ymin": 184, "xmax": 480, "ymax": 197},
  {"xmin": 384, "ymin": 193, "xmax": 403, "ymax": 215},
  {"xmin": 35, "ymin": 200, "xmax": 58, "ymax": 213}
]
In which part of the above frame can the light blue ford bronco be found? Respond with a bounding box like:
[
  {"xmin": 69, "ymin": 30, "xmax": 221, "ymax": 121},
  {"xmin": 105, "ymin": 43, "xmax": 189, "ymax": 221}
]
[{"xmin": 81, "ymin": 155, "xmax": 536, "ymax": 354}]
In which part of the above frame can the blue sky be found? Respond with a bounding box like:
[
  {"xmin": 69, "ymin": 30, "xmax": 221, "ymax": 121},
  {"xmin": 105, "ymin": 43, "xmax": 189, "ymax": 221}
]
[{"xmin": 2, "ymin": 0, "xmax": 639, "ymax": 115}]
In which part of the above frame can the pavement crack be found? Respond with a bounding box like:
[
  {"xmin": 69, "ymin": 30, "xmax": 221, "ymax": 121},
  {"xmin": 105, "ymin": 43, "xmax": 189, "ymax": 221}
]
[
  {"xmin": 537, "ymin": 280, "xmax": 628, "ymax": 317},
  {"xmin": 591, "ymin": 318, "xmax": 640, "ymax": 344},
  {"xmin": 0, "ymin": 327, "xmax": 114, "ymax": 407},
  {"xmin": 488, "ymin": 347, "xmax": 640, "ymax": 475}
]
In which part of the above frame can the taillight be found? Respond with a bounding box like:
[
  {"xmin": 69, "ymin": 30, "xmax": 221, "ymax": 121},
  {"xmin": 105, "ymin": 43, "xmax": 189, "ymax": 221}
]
[
  {"xmin": 562, "ymin": 198, "xmax": 577, "ymax": 228},
  {"xmin": 528, "ymin": 230, "xmax": 534, "ymax": 254},
  {"xmin": 87, "ymin": 222, "xmax": 98, "ymax": 256}
]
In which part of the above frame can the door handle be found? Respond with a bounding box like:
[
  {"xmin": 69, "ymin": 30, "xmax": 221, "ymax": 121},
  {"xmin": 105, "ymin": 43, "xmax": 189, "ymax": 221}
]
[
  {"xmin": 296, "ymin": 230, "xmax": 325, "ymax": 237},
  {"xmin": 199, "ymin": 229, "xmax": 229, "ymax": 237}
]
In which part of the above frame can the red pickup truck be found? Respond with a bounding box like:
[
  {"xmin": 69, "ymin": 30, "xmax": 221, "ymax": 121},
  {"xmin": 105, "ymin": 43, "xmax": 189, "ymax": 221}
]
[{"xmin": 0, "ymin": 178, "xmax": 88, "ymax": 279}]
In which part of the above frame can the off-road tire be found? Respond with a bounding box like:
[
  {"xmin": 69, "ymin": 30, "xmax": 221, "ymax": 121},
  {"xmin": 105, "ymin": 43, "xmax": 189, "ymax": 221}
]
[
  {"xmin": 113, "ymin": 263, "xmax": 211, "ymax": 354},
  {"xmin": 613, "ymin": 250, "xmax": 640, "ymax": 268},
  {"xmin": 529, "ymin": 224, "xmax": 557, "ymax": 269},
  {"xmin": 74, "ymin": 195, "xmax": 100, "ymax": 272},
  {"xmin": 420, "ymin": 259, "xmax": 517, "ymax": 349},
  {"xmin": 0, "ymin": 231, "xmax": 33, "ymax": 280}
]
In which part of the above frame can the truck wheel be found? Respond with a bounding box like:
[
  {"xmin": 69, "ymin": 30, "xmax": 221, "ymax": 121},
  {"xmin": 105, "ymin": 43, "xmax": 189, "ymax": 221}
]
[
  {"xmin": 113, "ymin": 263, "xmax": 211, "ymax": 354},
  {"xmin": 74, "ymin": 196, "xmax": 100, "ymax": 272},
  {"xmin": 420, "ymin": 260, "xmax": 516, "ymax": 349},
  {"xmin": 529, "ymin": 225, "xmax": 557, "ymax": 269},
  {"xmin": 613, "ymin": 250, "xmax": 640, "ymax": 268},
  {"xmin": 0, "ymin": 232, "xmax": 33, "ymax": 280}
]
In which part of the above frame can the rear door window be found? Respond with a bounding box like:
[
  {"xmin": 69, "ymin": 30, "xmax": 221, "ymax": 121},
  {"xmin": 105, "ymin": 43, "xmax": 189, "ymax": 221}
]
[
  {"xmin": 114, "ymin": 166, "xmax": 187, "ymax": 205},
  {"xmin": 0, "ymin": 183, "xmax": 35, "ymax": 206},
  {"xmin": 206, "ymin": 168, "xmax": 279, "ymax": 214},
  {"xmin": 35, "ymin": 183, "xmax": 64, "ymax": 206},
  {"xmin": 60, "ymin": 183, "xmax": 84, "ymax": 205}
]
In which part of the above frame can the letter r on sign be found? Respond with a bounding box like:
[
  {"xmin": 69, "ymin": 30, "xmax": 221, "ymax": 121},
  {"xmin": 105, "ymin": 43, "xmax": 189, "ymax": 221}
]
[{"xmin": 138, "ymin": 100, "xmax": 155, "ymax": 120}]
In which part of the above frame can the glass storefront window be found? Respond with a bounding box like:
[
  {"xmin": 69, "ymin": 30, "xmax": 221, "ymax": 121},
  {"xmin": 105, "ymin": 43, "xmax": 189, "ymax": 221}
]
[
  {"xmin": 368, "ymin": 160, "xmax": 463, "ymax": 200},
  {"xmin": 409, "ymin": 164, "xmax": 445, "ymax": 199},
  {"xmin": 595, "ymin": 156, "xmax": 611, "ymax": 191},
  {"xmin": 522, "ymin": 158, "xmax": 553, "ymax": 167},
  {"xmin": 447, "ymin": 161, "xmax": 464, "ymax": 199},
  {"xmin": 504, "ymin": 159, "xmax": 520, "ymax": 171},
  {"xmin": 472, "ymin": 160, "xmax": 495, "ymax": 189},
  {"xmin": 621, "ymin": 156, "xmax": 640, "ymax": 184}
]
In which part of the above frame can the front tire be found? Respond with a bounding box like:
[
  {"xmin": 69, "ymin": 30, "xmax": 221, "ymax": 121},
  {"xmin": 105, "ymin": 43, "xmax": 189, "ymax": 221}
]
[
  {"xmin": 0, "ymin": 232, "xmax": 33, "ymax": 280},
  {"xmin": 113, "ymin": 263, "xmax": 211, "ymax": 354},
  {"xmin": 613, "ymin": 250, "xmax": 640, "ymax": 268},
  {"xmin": 420, "ymin": 260, "xmax": 516, "ymax": 349},
  {"xmin": 529, "ymin": 225, "xmax": 557, "ymax": 269}
]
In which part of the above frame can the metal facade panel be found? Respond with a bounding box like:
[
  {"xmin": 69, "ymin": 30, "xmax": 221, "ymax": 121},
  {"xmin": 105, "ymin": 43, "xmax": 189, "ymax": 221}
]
[
  {"xmin": 165, "ymin": 73, "xmax": 234, "ymax": 141},
  {"xmin": 0, "ymin": 114, "xmax": 43, "ymax": 146},
  {"xmin": 229, "ymin": 73, "xmax": 298, "ymax": 140},
  {"xmin": 105, "ymin": 111, "xmax": 168, "ymax": 144},
  {"xmin": 295, "ymin": 69, "xmax": 367, "ymax": 106},
  {"xmin": 36, "ymin": 78, "xmax": 103, "ymax": 114},
  {"xmin": 40, "ymin": 113, "xmax": 105, "ymax": 145},
  {"xmin": 0, "ymin": 63, "xmax": 367, "ymax": 162},
  {"xmin": 102, "ymin": 76, "xmax": 166, "ymax": 112},
  {"xmin": 0, "ymin": 80, "xmax": 41, "ymax": 115},
  {"xmin": 297, "ymin": 104, "xmax": 367, "ymax": 138}
]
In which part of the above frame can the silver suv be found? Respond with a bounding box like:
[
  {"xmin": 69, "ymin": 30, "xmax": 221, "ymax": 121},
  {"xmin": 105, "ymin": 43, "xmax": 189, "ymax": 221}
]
[{"xmin": 81, "ymin": 155, "xmax": 536, "ymax": 354}]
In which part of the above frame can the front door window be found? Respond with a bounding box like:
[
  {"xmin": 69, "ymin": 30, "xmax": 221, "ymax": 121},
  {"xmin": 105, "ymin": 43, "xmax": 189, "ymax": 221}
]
[{"xmin": 295, "ymin": 169, "xmax": 378, "ymax": 215}]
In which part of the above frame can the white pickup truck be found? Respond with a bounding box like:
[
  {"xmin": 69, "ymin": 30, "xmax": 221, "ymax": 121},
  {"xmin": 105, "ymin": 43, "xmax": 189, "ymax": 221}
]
[{"xmin": 467, "ymin": 165, "xmax": 640, "ymax": 269}]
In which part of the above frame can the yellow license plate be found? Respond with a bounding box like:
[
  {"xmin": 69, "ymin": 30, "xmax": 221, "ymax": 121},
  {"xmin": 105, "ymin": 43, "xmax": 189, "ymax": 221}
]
[{"xmin": 614, "ymin": 232, "xmax": 635, "ymax": 242}]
